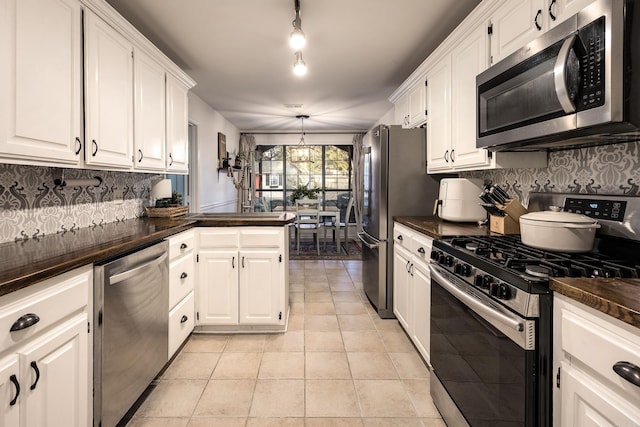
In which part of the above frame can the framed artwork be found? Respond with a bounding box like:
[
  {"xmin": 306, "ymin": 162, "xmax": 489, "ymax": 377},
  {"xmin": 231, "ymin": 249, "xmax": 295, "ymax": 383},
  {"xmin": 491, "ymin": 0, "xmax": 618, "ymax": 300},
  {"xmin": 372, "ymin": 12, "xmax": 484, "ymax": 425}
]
[{"xmin": 218, "ymin": 132, "xmax": 226, "ymax": 168}]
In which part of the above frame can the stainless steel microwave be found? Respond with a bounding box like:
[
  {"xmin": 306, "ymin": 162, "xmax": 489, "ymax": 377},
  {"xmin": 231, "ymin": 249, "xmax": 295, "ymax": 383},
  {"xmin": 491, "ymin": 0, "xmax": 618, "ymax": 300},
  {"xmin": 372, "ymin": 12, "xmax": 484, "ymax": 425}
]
[{"xmin": 476, "ymin": 0, "xmax": 640, "ymax": 151}]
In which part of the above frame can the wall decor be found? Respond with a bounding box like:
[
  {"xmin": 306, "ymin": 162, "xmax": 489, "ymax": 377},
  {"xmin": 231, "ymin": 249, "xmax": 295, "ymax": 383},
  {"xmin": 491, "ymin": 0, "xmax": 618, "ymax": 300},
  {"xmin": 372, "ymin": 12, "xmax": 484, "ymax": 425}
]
[
  {"xmin": 218, "ymin": 132, "xmax": 227, "ymax": 168},
  {"xmin": 461, "ymin": 141, "xmax": 640, "ymax": 206},
  {"xmin": 0, "ymin": 164, "xmax": 161, "ymax": 244}
]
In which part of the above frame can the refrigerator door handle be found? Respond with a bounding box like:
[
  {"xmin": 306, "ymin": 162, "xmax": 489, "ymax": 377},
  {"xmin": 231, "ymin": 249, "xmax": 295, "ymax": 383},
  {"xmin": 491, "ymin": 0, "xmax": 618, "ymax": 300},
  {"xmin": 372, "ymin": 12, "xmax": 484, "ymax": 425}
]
[{"xmin": 358, "ymin": 231, "xmax": 383, "ymax": 249}]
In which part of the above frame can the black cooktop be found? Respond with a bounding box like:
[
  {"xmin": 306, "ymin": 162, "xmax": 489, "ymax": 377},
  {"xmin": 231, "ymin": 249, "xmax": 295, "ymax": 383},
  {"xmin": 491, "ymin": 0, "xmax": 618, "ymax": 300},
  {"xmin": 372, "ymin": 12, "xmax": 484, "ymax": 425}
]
[{"xmin": 434, "ymin": 234, "xmax": 640, "ymax": 286}]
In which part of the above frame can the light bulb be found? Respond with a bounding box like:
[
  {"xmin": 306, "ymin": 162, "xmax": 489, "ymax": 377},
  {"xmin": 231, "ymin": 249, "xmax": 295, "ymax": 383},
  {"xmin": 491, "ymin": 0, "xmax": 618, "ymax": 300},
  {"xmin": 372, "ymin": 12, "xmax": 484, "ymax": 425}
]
[
  {"xmin": 289, "ymin": 28, "xmax": 306, "ymax": 50},
  {"xmin": 293, "ymin": 52, "xmax": 307, "ymax": 76}
]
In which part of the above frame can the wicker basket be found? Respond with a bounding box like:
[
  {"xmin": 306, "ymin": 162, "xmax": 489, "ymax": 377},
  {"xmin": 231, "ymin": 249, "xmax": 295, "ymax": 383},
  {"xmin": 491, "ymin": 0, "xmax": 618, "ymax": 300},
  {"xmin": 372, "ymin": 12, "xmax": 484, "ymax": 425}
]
[{"xmin": 145, "ymin": 206, "xmax": 189, "ymax": 218}]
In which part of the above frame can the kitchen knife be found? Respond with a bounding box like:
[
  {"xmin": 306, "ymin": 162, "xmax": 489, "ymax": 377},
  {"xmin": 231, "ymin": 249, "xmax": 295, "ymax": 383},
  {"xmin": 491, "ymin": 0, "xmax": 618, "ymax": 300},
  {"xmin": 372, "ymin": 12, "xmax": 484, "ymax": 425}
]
[
  {"xmin": 480, "ymin": 203, "xmax": 506, "ymax": 217},
  {"xmin": 493, "ymin": 185, "xmax": 511, "ymax": 201},
  {"xmin": 489, "ymin": 186, "xmax": 507, "ymax": 205}
]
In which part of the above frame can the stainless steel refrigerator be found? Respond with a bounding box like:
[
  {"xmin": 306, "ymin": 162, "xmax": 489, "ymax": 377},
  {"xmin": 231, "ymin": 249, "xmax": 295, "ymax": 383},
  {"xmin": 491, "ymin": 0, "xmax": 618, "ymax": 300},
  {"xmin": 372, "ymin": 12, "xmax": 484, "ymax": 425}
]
[{"xmin": 358, "ymin": 125, "xmax": 440, "ymax": 318}]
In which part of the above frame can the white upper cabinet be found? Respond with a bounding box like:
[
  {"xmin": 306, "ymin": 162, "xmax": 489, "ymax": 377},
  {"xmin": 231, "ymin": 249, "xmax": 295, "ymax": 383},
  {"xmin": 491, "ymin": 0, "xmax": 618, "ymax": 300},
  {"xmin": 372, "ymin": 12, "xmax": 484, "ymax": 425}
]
[
  {"xmin": 133, "ymin": 48, "xmax": 166, "ymax": 171},
  {"xmin": 391, "ymin": 77, "xmax": 426, "ymax": 129},
  {"xmin": 84, "ymin": 9, "xmax": 134, "ymax": 169},
  {"xmin": 425, "ymin": 57, "xmax": 451, "ymax": 172},
  {"xmin": 449, "ymin": 24, "xmax": 490, "ymax": 169},
  {"xmin": 166, "ymin": 74, "xmax": 189, "ymax": 173},
  {"xmin": 490, "ymin": 0, "xmax": 596, "ymax": 64},
  {"xmin": 489, "ymin": 0, "xmax": 546, "ymax": 64},
  {"xmin": 0, "ymin": 0, "xmax": 83, "ymax": 166}
]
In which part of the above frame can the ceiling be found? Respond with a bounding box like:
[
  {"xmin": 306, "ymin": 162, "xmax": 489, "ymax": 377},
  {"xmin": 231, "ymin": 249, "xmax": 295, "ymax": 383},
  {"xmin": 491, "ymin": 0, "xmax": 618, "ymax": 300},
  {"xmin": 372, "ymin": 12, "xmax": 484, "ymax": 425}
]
[{"xmin": 106, "ymin": 0, "xmax": 481, "ymax": 132}]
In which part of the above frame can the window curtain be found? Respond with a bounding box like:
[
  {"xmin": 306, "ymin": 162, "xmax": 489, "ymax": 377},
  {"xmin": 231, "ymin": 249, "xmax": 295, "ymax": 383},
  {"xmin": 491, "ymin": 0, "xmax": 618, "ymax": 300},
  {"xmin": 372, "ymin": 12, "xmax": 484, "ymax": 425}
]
[
  {"xmin": 237, "ymin": 134, "xmax": 256, "ymax": 211},
  {"xmin": 351, "ymin": 133, "xmax": 364, "ymax": 231}
]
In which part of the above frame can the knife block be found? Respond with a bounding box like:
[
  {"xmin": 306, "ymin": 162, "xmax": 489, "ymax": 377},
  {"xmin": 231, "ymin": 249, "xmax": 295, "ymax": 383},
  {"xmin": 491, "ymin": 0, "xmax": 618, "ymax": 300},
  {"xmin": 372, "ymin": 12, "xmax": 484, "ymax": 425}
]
[{"xmin": 489, "ymin": 199, "xmax": 527, "ymax": 234}]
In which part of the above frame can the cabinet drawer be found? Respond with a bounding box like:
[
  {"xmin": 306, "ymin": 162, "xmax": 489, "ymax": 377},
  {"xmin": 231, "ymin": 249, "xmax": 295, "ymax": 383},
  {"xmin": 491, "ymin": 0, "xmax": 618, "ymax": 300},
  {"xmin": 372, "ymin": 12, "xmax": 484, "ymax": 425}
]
[
  {"xmin": 239, "ymin": 228, "xmax": 283, "ymax": 248},
  {"xmin": 0, "ymin": 266, "xmax": 91, "ymax": 351},
  {"xmin": 199, "ymin": 228, "xmax": 239, "ymax": 248},
  {"xmin": 169, "ymin": 253, "xmax": 194, "ymax": 309},
  {"xmin": 559, "ymin": 298, "xmax": 640, "ymax": 402},
  {"xmin": 168, "ymin": 229, "xmax": 195, "ymax": 260},
  {"xmin": 412, "ymin": 233, "xmax": 433, "ymax": 264},
  {"xmin": 168, "ymin": 291, "xmax": 194, "ymax": 357},
  {"xmin": 393, "ymin": 224, "xmax": 413, "ymax": 251}
]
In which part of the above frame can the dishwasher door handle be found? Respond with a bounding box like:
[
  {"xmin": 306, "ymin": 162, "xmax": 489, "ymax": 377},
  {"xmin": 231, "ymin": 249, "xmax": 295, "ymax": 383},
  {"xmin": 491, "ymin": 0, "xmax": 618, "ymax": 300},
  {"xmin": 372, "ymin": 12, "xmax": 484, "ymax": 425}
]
[{"xmin": 109, "ymin": 252, "xmax": 168, "ymax": 285}]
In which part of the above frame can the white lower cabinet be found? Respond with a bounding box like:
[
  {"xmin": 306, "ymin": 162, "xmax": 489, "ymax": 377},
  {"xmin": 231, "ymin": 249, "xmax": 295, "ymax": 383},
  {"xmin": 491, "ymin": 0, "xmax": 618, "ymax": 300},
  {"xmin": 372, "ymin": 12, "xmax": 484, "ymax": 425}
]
[
  {"xmin": 166, "ymin": 230, "xmax": 195, "ymax": 358},
  {"xmin": 0, "ymin": 265, "xmax": 92, "ymax": 427},
  {"xmin": 553, "ymin": 294, "xmax": 640, "ymax": 426},
  {"xmin": 392, "ymin": 222, "xmax": 433, "ymax": 364},
  {"xmin": 196, "ymin": 227, "xmax": 288, "ymax": 330}
]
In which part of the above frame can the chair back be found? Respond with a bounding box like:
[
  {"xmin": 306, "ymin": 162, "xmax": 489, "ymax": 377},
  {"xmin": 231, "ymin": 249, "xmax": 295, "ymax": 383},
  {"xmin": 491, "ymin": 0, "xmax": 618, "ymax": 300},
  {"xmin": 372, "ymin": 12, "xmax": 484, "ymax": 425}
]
[
  {"xmin": 295, "ymin": 198, "xmax": 321, "ymax": 226},
  {"xmin": 344, "ymin": 197, "xmax": 355, "ymax": 224}
]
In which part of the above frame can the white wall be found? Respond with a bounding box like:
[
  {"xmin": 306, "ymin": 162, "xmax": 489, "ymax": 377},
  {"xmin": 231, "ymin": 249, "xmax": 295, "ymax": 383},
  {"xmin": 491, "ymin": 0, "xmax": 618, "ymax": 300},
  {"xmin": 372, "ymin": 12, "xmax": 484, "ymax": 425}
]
[{"xmin": 188, "ymin": 93, "xmax": 240, "ymax": 212}]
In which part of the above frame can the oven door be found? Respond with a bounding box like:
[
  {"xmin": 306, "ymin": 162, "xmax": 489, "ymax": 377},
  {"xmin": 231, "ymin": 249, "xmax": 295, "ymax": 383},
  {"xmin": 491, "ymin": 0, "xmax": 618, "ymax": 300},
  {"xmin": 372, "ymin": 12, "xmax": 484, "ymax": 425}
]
[{"xmin": 429, "ymin": 264, "xmax": 540, "ymax": 427}]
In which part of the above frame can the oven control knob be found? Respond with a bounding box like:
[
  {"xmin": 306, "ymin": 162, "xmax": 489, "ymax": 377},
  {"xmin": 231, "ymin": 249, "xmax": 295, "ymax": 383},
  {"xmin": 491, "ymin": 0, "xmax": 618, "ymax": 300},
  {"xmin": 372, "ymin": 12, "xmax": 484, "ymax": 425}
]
[
  {"xmin": 444, "ymin": 255, "xmax": 454, "ymax": 267},
  {"xmin": 454, "ymin": 262, "xmax": 472, "ymax": 276},
  {"xmin": 490, "ymin": 282, "xmax": 500, "ymax": 297},
  {"xmin": 430, "ymin": 250, "xmax": 441, "ymax": 261},
  {"xmin": 482, "ymin": 275, "xmax": 493, "ymax": 290},
  {"xmin": 474, "ymin": 274, "xmax": 484, "ymax": 288},
  {"xmin": 498, "ymin": 284, "xmax": 512, "ymax": 300}
]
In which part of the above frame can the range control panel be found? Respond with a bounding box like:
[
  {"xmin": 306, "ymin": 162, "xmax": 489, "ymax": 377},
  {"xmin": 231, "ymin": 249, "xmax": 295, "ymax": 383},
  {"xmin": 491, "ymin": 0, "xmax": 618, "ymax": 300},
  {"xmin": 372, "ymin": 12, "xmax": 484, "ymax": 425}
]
[{"xmin": 564, "ymin": 198, "xmax": 627, "ymax": 222}]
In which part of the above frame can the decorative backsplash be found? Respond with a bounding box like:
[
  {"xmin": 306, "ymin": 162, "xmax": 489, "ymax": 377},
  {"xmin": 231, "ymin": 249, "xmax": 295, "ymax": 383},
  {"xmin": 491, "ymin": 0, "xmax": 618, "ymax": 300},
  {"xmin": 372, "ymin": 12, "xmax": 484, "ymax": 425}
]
[
  {"xmin": 461, "ymin": 141, "xmax": 640, "ymax": 206},
  {"xmin": 0, "ymin": 164, "xmax": 161, "ymax": 244}
]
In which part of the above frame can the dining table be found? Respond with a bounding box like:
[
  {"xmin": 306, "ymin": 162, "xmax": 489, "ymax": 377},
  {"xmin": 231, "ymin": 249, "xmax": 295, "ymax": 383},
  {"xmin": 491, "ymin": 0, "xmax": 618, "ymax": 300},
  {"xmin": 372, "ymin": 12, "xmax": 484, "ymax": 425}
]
[{"xmin": 273, "ymin": 205, "xmax": 342, "ymax": 251}]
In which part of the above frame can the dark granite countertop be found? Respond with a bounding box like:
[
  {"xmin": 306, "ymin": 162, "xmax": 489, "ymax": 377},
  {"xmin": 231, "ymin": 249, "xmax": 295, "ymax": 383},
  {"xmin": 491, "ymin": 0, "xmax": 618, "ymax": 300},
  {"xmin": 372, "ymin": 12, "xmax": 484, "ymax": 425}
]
[
  {"xmin": 0, "ymin": 212, "xmax": 296, "ymax": 298},
  {"xmin": 394, "ymin": 216, "xmax": 491, "ymax": 239},
  {"xmin": 551, "ymin": 278, "xmax": 640, "ymax": 329}
]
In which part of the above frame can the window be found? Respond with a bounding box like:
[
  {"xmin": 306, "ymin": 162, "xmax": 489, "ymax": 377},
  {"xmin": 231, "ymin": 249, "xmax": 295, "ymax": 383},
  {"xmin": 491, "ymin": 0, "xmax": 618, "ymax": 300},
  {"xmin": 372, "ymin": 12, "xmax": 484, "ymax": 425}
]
[{"xmin": 255, "ymin": 144, "xmax": 352, "ymax": 219}]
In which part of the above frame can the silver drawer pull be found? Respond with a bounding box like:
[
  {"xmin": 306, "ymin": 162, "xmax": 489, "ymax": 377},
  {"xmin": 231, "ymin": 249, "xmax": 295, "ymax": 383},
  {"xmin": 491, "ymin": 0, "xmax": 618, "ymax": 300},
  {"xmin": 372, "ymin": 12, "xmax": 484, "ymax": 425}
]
[{"xmin": 10, "ymin": 313, "xmax": 40, "ymax": 332}]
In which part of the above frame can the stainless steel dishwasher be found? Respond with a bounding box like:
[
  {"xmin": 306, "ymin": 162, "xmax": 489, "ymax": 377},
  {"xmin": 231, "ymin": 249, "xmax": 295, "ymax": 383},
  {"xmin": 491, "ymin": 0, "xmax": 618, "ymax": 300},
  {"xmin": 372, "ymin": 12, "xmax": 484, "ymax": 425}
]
[{"xmin": 94, "ymin": 241, "xmax": 169, "ymax": 427}]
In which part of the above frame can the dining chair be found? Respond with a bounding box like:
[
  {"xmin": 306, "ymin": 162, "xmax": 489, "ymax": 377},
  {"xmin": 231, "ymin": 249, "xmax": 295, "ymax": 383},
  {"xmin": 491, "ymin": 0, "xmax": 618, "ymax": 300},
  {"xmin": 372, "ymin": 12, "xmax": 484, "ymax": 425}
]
[
  {"xmin": 295, "ymin": 198, "xmax": 322, "ymax": 256},
  {"xmin": 323, "ymin": 197, "xmax": 355, "ymax": 253}
]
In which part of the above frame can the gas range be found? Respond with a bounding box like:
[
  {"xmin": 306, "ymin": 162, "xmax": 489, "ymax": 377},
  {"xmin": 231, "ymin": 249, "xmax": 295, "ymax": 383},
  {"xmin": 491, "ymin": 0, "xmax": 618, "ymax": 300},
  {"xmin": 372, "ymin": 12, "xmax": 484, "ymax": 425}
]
[{"xmin": 432, "ymin": 193, "xmax": 640, "ymax": 314}]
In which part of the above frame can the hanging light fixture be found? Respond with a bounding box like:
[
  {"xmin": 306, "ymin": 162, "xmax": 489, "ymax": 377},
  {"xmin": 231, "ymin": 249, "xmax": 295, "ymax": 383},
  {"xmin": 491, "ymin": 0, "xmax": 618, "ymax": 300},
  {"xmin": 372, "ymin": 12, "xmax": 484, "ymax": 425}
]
[
  {"xmin": 291, "ymin": 114, "xmax": 310, "ymax": 163},
  {"xmin": 293, "ymin": 51, "xmax": 307, "ymax": 76},
  {"xmin": 289, "ymin": 0, "xmax": 306, "ymax": 50}
]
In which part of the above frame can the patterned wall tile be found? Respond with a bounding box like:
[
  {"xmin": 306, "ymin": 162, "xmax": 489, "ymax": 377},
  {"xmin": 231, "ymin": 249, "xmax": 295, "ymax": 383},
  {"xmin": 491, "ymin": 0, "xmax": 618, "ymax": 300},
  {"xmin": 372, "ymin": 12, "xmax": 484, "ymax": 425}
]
[
  {"xmin": 0, "ymin": 164, "xmax": 161, "ymax": 243},
  {"xmin": 461, "ymin": 141, "xmax": 640, "ymax": 206}
]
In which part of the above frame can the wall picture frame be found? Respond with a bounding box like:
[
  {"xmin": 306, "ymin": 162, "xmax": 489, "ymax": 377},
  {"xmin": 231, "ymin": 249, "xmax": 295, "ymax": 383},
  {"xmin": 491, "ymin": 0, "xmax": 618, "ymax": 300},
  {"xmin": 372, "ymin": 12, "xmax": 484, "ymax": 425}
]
[{"xmin": 218, "ymin": 132, "xmax": 226, "ymax": 168}]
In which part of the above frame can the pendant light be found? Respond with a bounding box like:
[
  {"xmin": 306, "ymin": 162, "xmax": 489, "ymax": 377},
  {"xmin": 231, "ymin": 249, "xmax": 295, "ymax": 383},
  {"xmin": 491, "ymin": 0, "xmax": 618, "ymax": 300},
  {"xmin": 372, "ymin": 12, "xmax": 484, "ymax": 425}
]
[
  {"xmin": 293, "ymin": 51, "xmax": 307, "ymax": 76},
  {"xmin": 289, "ymin": 0, "xmax": 306, "ymax": 50},
  {"xmin": 292, "ymin": 115, "xmax": 310, "ymax": 163}
]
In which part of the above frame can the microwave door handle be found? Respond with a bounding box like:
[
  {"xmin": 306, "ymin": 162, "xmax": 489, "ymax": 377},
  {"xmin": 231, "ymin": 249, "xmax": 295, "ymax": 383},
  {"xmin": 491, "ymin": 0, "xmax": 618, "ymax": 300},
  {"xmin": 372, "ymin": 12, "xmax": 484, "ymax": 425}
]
[{"xmin": 554, "ymin": 35, "xmax": 577, "ymax": 113}]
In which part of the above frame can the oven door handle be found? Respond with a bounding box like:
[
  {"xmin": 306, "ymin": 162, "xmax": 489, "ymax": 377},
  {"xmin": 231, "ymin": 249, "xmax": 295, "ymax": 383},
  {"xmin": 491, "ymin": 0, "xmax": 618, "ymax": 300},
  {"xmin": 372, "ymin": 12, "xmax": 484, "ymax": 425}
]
[
  {"xmin": 430, "ymin": 264, "xmax": 524, "ymax": 333},
  {"xmin": 554, "ymin": 34, "xmax": 577, "ymax": 114}
]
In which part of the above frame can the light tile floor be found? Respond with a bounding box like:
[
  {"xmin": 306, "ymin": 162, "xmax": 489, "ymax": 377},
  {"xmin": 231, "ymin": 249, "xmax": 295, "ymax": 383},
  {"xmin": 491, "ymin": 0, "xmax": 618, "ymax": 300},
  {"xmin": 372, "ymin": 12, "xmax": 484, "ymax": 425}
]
[{"xmin": 127, "ymin": 260, "xmax": 445, "ymax": 427}]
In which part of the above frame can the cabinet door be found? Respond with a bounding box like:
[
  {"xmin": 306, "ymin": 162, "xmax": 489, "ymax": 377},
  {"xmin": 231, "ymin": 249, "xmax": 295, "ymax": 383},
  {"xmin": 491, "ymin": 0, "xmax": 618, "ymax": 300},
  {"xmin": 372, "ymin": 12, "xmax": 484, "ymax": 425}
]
[
  {"xmin": 411, "ymin": 260, "xmax": 431, "ymax": 365},
  {"xmin": 166, "ymin": 74, "xmax": 189, "ymax": 173},
  {"xmin": 549, "ymin": 0, "xmax": 595, "ymax": 29},
  {"xmin": 395, "ymin": 95, "xmax": 409, "ymax": 127},
  {"xmin": 408, "ymin": 82, "xmax": 427, "ymax": 128},
  {"xmin": 239, "ymin": 250, "xmax": 283, "ymax": 325},
  {"xmin": 20, "ymin": 315, "xmax": 88, "ymax": 427},
  {"xmin": 134, "ymin": 48, "xmax": 166, "ymax": 171},
  {"xmin": 0, "ymin": 355, "xmax": 20, "ymax": 427},
  {"xmin": 84, "ymin": 10, "xmax": 133, "ymax": 169},
  {"xmin": 490, "ymin": 0, "xmax": 546, "ymax": 64},
  {"xmin": 560, "ymin": 362, "xmax": 640, "ymax": 427},
  {"xmin": 393, "ymin": 244, "xmax": 412, "ymax": 332},
  {"xmin": 450, "ymin": 24, "xmax": 491, "ymax": 170},
  {"xmin": 197, "ymin": 250, "xmax": 238, "ymax": 325},
  {"xmin": 425, "ymin": 56, "xmax": 452, "ymax": 172},
  {"xmin": 0, "ymin": 0, "xmax": 82, "ymax": 165}
]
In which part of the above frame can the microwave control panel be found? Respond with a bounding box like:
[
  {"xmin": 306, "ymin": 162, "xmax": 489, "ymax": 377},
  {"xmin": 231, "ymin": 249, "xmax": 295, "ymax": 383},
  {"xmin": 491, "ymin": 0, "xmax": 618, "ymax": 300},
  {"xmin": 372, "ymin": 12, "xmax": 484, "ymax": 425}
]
[
  {"xmin": 564, "ymin": 197, "xmax": 626, "ymax": 222},
  {"xmin": 577, "ymin": 16, "xmax": 606, "ymax": 111}
]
